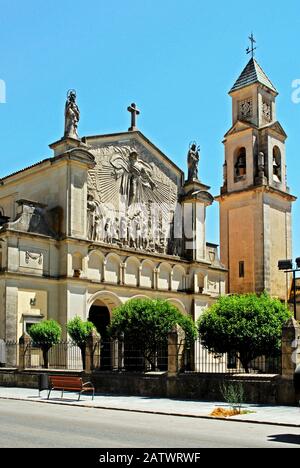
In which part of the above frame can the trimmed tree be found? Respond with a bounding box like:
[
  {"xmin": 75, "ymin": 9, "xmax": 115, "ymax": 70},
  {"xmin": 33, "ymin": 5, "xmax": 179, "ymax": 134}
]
[
  {"xmin": 197, "ymin": 292, "xmax": 291, "ymax": 373},
  {"xmin": 28, "ymin": 320, "xmax": 62, "ymax": 369},
  {"xmin": 67, "ymin": 316, "xmax": 97, "ymax": 369},
  {"xmin": 108, "ymin": 298, "xmax": 197, "ymax": 369}
]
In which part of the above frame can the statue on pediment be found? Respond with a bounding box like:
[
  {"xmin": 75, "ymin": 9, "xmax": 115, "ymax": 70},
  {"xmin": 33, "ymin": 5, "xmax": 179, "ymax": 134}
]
[{"xmin": 187, "ymin": 142, "xmax": 200, "ymax": 181}]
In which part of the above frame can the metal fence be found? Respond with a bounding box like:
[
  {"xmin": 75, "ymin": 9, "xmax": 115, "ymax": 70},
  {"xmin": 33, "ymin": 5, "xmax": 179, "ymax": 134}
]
[
  {"xmin": 0, "ymin": 338, "xmax": 281, "ymax": 374},
  {"xmin": 28, "ymin": 341, "xmax": 83, "ymax": 370},
  {"xmin": 192, "ymin": 340, "xmax": 281, "ymax": 374}
]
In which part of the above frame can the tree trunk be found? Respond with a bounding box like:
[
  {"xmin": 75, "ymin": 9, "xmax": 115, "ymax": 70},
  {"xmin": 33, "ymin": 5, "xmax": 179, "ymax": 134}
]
[
  {"xmin": 81, "ymin": 346, "xmax": 86, "ymax": 370},
  {"xmin": 239, "ymin": 355, "xmax": 250, "ymax": 374},
  {"xmin": 42, "ymin": 348, "xmax": 49, "ymax": 369}
]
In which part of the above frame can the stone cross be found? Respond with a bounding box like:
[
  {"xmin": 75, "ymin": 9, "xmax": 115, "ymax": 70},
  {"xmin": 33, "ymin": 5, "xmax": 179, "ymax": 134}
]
[{"xmin": 127, "ymin": 103, "xmax": 140, "ymax": 131}]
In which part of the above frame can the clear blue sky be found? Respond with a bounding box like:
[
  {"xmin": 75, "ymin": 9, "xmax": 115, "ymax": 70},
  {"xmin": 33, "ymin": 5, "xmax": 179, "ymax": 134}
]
[{"xmin": 0, "ymin": 0, "xmax": 300, "ymax": 256}]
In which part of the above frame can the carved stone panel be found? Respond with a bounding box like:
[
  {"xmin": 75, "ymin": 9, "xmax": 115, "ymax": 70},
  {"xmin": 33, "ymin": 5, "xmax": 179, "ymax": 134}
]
[
  {"xmin": 20, "ymin": 249, "xmax": 45, "ymax": 271},
  {"xmin": 86, "ymin": 140, "xmax": 182, "ymax": 256}
]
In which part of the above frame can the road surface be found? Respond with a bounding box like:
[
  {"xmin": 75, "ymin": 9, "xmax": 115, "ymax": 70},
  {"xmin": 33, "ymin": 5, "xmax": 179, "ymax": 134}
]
[{"xmin": 0, "ymin": 399, "xmax": 299, "ymax": 448}]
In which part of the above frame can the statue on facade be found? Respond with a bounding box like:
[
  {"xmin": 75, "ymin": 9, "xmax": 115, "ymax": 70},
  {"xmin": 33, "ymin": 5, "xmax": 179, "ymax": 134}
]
[
  {"xmin": 187, "ymin": 142, "xmax": 200, "ymax": 181},
  {"xmin": 64, "ymin": 90, "xmax": 80, "ymax": 139},
  {"xmin": 87, "ymin": 193, "xmax": 97, "ymax": 240},
  {"xmin": 110, "ymin": 150, "xmax": 156, "ymax": 207},
  {"xmin": 104, "ymin": 218, "xmax": 113, "ymax": 244}
]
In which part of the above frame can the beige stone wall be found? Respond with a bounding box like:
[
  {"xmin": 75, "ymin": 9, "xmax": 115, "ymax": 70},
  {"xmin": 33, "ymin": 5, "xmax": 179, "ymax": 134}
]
[
  {"xmin": 228, "ymin": 204, "xmax": 256, "ymax": 293},
  {"xmin": 219, "ymin": 189, "xmax": 293, "ymax": 298},
  {"xmin": 70, "ymin": 164, "xmax": 88, "ymax": 238},
  {"xmin": 1, "ymin": 277, "xmax": 62, "ymax": 341},
  {"xmin": 263, "ymin": 194, "xmax": 292, "ymax": 299},
  {"xmin": 0, "ymin": 280, "xmax": 5, "ymax": 338},
  {"xmin": 17, "ymin": 289, "xmax": 47, "ymax": 339},
  {"xmin": 0, "ymin": 162, "xmax": 68, "ymax": 232}
]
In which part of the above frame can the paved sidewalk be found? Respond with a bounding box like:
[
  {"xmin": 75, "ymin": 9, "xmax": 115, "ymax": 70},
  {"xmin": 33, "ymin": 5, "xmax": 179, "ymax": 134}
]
[{"xmin": 0, "ymin": 386, "xmax": 299, "ymax": 427}]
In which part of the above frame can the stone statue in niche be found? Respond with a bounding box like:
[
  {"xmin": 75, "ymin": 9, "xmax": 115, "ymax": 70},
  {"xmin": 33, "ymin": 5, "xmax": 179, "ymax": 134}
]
[
  {"xmin": 64, "ymin": 90, "xmax": 80, "ymax": 139},
  {"xmin": 110, "ymin": 150, "xmax": 156, "ymax": 207},
  {"xmin": 187, "ymin": 142, "xmax": 200, "ymax": 181}
]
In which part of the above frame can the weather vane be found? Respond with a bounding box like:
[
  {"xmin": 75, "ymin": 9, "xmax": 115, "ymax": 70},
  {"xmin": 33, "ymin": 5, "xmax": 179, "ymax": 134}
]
[{"xmin": 246, "ymin": 33, "xmax": 257, "ymax": 58}]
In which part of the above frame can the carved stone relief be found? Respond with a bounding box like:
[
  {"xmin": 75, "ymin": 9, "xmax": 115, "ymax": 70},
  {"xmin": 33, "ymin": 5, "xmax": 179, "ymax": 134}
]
[
  {"xmin": 20, "ymin": 249, "xmax": 45, "ymax": 271},
  {"xmin": 87, "ymin": 142, "xmax": 182, "ymax": 256}
]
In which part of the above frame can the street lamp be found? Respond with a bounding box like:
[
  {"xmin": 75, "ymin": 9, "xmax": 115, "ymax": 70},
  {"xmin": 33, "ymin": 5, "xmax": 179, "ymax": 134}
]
[{"xmin": 278, "ymin": 258, "xmax": 299, "ymax": 319}]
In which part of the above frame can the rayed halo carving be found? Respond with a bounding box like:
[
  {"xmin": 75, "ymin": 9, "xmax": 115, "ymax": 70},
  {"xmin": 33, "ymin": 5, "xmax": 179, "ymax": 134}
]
[{"xmin": 87, "ymin": 144, "xmax": 181, "ymax": 255}]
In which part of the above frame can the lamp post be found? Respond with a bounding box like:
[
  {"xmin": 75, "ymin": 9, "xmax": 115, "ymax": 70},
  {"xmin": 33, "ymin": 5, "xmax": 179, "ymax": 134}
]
[{"xmin": 278, "ymin": 258, "xmax": 300, "ymax": 319}]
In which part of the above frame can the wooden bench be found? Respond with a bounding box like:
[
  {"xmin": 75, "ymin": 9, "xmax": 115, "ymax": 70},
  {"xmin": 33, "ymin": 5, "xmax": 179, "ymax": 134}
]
[{"xmin": 47, "ymin": 375, "xmax": 95, "ymax": 401}]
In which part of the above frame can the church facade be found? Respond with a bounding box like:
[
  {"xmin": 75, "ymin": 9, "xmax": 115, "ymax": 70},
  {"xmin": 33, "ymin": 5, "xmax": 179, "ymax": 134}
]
[{"xmin": 0, "ymin": 93, "xmax": 226, "ymax": 357}]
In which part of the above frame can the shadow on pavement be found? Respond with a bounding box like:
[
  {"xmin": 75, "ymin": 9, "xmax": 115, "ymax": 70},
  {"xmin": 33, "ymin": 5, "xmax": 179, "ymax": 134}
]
[{"xmin": 268, "ymin": 434, "xmax": 300, "ymax": 445}]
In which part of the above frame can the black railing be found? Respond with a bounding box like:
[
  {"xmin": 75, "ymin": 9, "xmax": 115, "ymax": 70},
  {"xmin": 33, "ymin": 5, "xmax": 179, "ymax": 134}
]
[
  {"xmin": 192, "ymin": 340, "xmax": 281, "ymax": 374},
  {"xmin": 28, "ymin": 341, "xmax": 83, "ymax": 370},
  {"xmin": 0, "ymin": 338, "xmax": 282, "ymax": 374}
]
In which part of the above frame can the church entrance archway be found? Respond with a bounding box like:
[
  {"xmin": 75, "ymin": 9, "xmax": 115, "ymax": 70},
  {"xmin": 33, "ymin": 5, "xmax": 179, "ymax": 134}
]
[{"xmin": 88, "ymin": 299, "xmax": 111, "ymax": 370}]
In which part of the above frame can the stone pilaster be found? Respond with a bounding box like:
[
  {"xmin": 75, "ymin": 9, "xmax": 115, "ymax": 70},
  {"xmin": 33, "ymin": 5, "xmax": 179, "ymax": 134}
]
[
  {"xmin": 281, "ymin": 317, "xmax": 300, "ymax": 379},
  {"xmin": 85, "ymin": 329, "xmax": 99, "ymax": 373}
]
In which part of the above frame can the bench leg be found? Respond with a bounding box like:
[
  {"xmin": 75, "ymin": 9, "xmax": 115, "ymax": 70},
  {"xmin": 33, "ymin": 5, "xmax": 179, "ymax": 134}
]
[
  {"xmin": 47, "ymin": 389, "xmax": 51, "ymax": 400},
  {"xmin": 92, "ymin": 389, "xmax": 94, "ymax": 400},
  {"xmin": 61, "ymin": 389, "xmax": 64, "ymax": 398},
  {"xmin": 78, "ymin": 391, "xmax": 81, "ymax": 401}
]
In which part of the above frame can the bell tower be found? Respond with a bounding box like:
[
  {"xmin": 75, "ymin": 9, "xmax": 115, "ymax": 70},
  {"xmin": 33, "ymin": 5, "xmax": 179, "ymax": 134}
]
[{"xmin": 216, "ymin": 51, "xmax": 296, "ymax": 299}]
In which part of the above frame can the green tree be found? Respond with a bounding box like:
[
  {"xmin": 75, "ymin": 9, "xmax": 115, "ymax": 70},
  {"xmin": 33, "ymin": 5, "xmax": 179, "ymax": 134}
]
[
  {"xmin": 108, "ymin": 298, "xmax": 197, "ymax": 369},
  {"xmin": 28, "ymin": 320, "xmax": 62, "ymax": 369},
  {"xmin": 197, "ymin": 292, "xmax": 291, "ymax": 373},
  {"xmin": 67, "ymin": 316, "xmax": 97, "ymax": 369}
]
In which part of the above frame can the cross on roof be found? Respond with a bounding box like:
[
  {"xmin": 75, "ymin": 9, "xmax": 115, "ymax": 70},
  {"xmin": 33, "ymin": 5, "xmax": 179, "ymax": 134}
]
[
  {"xmin": 246, "ymin": 33, "xmax": 257, "ymax": 58},
  {"xmin": 127, "ymin": 102, "xmax": 140, "ymax": 131}
]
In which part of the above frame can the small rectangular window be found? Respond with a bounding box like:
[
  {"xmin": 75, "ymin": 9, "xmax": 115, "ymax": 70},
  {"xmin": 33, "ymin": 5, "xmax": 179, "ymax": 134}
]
[{"xmin": 239, "ymin": 261, "xmax": 245, "ymax": 278}]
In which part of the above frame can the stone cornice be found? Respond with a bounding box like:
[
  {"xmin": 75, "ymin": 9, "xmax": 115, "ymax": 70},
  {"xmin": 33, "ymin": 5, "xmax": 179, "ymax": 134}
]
[{"xmin": 215, "ymin": 184, "xmax": 297, "ymax": 203}]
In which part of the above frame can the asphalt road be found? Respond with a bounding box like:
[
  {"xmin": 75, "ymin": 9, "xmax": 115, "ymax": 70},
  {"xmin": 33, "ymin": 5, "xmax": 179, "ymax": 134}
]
[{"xmin": 0, "ymin": 399, "xmax": 299, "ymax": 448}]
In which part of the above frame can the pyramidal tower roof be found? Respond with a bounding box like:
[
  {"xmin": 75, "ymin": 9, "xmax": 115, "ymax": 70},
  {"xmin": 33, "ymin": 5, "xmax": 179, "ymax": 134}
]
[{"xmin": 230, "ymin": 57, "xmax": 278, "ymax": 94}]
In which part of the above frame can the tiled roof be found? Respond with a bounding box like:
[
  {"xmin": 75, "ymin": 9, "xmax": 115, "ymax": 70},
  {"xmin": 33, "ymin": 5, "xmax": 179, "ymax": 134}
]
[
  {"xmin": 230, "ymin": 58, "xmax": 277, "ymax": 94},
  {"xmin": 0, "ymin": 157, "xmax": 51, "ymax": 182}
]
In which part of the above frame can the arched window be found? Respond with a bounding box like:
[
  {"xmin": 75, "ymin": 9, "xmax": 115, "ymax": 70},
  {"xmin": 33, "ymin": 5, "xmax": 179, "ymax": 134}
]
[
  {"xmin": 273, "ymin": 146, "xmax": 281, "ymax": 182},
  {"xmin": 234, "ymin": 147, "xmax": 247, "ymax": 179}
]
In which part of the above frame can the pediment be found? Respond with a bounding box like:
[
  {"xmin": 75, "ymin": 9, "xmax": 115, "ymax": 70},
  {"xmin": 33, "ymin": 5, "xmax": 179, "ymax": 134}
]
[
  {"xmin": 224, "ymin": 120, "xmax": 254, "ymax": 138},
  {"xmin": 263, "ymin": 121, "xmax": 287, "ymax": 139},
  {"xmin": 85, "ymin": 131, "xmax": 183, "ymax": 184}
]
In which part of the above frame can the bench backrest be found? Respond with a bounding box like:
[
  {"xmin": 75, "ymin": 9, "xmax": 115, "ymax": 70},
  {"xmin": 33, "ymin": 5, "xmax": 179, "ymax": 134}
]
[{"xmin": 49, "ymin": 375, "xmax": 83, "ymax": 389}]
